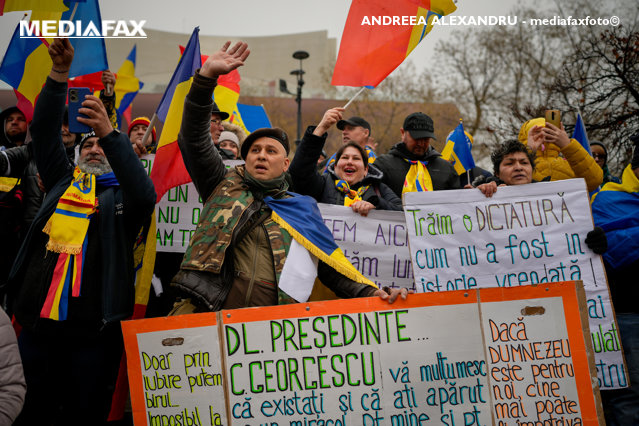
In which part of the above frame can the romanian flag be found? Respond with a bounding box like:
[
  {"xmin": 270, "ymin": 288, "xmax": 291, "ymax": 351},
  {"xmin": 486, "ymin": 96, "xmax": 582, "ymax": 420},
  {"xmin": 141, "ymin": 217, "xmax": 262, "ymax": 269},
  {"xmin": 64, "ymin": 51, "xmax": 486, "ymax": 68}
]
[
  {"xmin": 107, "ymin": 212, "xmax": 156, "ymax": 421},
  {"xmin": 115, "ymin": 45, "xmax": 143, "ymax": 118},
  {"xmin": 441, "ymin": 121, "xmax": 476, "ymax": 175},
  {"xmin": 68, "ymin": 45, "xmax": 143, "ymax": 127},
  {"xmin": 264, "ymin": 195, "xmax": 376, "ymax": 302},
  {"xmin": 179, "ymin": 45, "xmax": 268, "ymax": 135},
  {"xmin": 572, "ymin": 113, "xmax": 592, "ymax": 156},
  {"xmin": 150, "ymin": 27, "xmax": 201, "ymax": 203},
  {"xmin": 0, "ymin": 0, "xmax": 107, "ymax": 120},
  {"xmin": 332, "ymin": 0, "xmax": 456, "ymax": 87},
  {"xmin": 591, "ymin": 165, "xmax": 639, "ymax": 270}
]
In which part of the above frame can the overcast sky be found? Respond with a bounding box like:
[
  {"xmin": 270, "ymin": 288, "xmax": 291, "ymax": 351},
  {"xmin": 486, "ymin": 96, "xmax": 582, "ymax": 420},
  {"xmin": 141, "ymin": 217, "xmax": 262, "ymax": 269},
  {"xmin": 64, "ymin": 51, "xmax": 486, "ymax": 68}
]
[{"xmin": 0, "ymin": 0, "xmax": 533, "ymax": 90}]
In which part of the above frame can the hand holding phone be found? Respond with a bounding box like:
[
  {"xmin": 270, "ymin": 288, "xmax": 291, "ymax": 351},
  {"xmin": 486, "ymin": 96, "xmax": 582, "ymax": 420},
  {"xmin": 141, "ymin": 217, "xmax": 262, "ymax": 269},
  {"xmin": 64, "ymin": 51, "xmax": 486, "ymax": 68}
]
[
  {"xmin": 545, "ymin": 109, "xmax": 561, "ymax": 129},
  {"xmin": 68, "ymin": 87, "xmax": 93, "ymax": 134}
]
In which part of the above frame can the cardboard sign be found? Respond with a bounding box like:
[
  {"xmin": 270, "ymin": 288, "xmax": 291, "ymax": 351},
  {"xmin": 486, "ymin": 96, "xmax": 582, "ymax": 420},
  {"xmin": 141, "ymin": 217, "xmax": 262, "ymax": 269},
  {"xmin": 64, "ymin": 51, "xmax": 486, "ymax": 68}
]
[
  {"xmin": 403, "ymin": 179, "xmax": 625, "ymax": 390},
  {"xmin": 122, "ymin": 314, "xmax": 228, "ymax": 426},
  {"xmin": 317, "ymin": 205, "xmax": 413, "ymax": 289},
  {"xmin": 123, "ymin": 282, "xmax": 603, "ymax": 425}
]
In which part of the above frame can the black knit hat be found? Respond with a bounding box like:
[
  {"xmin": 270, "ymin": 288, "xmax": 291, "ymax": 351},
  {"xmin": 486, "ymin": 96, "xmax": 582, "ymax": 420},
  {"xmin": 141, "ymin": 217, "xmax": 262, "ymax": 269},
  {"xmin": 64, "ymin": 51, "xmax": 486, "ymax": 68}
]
[
  {"xmin": 240, "ymin": 127, "xmax": 289, "ymax": 159},
  {"xmin": 79, "ymin": 131, "xmax": 97, "ymax": 151}
]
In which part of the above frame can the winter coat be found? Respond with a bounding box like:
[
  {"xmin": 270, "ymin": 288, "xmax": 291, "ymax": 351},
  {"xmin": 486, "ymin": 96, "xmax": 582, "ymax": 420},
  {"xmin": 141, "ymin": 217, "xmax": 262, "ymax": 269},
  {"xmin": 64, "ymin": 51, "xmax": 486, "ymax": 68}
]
[
  {"xmin": 289, "ymin": 127, "xmax": 402, "ymax": 210},
  {"xmin": 171, "ymin": 72, "xmax": 377, "ymax": 311},
  {"xmin": 518, "ymin": 118, "xmax": 603, "ymax": 192},
  {"xmin": 374, "ymin": 142, "xmax": 461, "ymax": 197},
  {"xmin": 591, "ymin": 165, "xmax": 639, "ymax": 313},
  {"xmin": 6, "ymin": 77, "xmax": 156, "ymax": 332},
  {"xmin": 0, "ymin": 307, "xmax": 25, "ymax": 425}
]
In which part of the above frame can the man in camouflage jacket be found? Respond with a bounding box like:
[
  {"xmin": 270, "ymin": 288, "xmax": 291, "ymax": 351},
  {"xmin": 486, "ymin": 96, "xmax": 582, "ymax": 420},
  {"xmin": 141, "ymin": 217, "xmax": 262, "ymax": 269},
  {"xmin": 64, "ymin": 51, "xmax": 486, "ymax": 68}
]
[{"xmin": 171, "ymin": 42, "xmax": 405, "ymax": 313}]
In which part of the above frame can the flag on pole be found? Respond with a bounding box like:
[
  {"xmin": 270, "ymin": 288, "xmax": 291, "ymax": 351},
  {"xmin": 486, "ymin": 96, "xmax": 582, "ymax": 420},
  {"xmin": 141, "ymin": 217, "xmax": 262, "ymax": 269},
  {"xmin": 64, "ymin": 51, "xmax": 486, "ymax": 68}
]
[
  {"xmin": 332, "ymin": 0, "xmax": 456, "ymax": 87},
  {"xmin": 115, "ymin": 45, "xmax": 143, "ymax": 117},
  {"xmin": 149, "ymin": 27, "xmax": 201, "ymax": 203},
  {"xmin": 68, "ymin": 45, "xmax": 143, "ymax": 126},
  {"xmin": 0, "ymin": 0, "xmax": 107, "ymax": 120},
  {"xmin": 441, "ymin": 121, "xmax": 476, "ymax": 175},
  {"xmin": 572, "ymin": 113, "xmax": 592, "ymax": 155}
]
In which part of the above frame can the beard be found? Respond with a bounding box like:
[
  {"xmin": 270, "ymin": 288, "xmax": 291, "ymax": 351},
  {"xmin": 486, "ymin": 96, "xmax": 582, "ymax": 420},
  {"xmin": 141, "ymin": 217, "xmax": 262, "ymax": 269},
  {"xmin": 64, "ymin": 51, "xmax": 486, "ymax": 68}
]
[{"xmin": 78, "ymin": 154, "xmax": 112, "ymax": 175}]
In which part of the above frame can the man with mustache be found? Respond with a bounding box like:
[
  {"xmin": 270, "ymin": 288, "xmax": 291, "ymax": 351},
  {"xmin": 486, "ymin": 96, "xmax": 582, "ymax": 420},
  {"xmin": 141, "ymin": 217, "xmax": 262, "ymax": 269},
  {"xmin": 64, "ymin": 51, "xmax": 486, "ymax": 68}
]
[
  {"xmin": 6, "ymin": 38, "xmax": 156, "ymax": 425},
  {"xmin": 170, "ymin": 41, "xmax": 407, "ymax": 314}
]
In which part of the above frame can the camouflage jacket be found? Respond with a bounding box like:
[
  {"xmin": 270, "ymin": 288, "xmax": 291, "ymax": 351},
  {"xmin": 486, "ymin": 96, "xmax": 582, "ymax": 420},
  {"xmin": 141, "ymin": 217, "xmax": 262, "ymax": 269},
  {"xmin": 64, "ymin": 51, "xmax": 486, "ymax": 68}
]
[
  {"xmin": 171, "ymin": 70, "xmax": 378, "ymax": 311},
  {"xmin": 180, "ymin": 165, "xmax": 292, "ymax": 279}
]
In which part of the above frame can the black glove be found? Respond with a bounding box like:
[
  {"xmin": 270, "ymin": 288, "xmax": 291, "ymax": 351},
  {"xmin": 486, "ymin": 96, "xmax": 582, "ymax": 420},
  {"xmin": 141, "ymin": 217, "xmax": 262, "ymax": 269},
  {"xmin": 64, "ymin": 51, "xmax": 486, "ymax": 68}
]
[{"xmin": 585, "ymin": 226, "xmax": 607, "ymax": 254}]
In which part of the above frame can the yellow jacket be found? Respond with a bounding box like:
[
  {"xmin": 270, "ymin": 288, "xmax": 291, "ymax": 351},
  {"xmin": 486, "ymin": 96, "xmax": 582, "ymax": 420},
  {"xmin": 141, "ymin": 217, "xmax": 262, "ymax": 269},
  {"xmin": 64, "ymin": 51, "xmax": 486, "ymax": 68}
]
[{"xmin": 518, "ymin": 118, "xmax": 603, "ymax": 191}]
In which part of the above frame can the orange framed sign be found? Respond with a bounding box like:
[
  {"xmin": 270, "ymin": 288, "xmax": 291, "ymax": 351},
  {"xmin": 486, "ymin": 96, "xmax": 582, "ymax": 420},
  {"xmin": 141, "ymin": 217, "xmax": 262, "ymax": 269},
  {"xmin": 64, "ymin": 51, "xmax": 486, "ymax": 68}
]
[{"xmin": 123, "ymin": 281, "xmax": 602, "ymax": 425}]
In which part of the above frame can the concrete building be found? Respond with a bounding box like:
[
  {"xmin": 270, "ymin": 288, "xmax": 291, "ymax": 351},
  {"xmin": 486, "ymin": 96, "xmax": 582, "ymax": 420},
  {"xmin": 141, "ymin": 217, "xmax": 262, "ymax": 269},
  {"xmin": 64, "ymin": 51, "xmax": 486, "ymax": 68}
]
[{"xmin": 104, "ymin": 28, "xmax": 337, "ymax": 98}]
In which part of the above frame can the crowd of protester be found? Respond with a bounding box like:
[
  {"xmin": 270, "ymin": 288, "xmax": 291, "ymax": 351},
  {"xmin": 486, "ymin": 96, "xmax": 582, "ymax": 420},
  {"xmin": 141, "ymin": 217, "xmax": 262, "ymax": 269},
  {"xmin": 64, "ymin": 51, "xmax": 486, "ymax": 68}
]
[{"xmin": 0, "ymin": 38, "xmax": 636, "ymax": 425}]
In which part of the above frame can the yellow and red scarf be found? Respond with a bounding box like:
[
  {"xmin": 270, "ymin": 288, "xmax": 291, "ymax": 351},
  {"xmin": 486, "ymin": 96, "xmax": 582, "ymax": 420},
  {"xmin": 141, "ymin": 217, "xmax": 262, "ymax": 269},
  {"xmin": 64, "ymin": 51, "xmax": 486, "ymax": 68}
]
[
  {"xmin": 40, "ymin": 167, "xmax": 98, "ymax": 321},
  {"xmin": 403, "ymin": 160, "xmax": 433, "ymax": 194},
  {"xmin": 335, "ymin": 179, "xmax": 369, "ymax": 207}
]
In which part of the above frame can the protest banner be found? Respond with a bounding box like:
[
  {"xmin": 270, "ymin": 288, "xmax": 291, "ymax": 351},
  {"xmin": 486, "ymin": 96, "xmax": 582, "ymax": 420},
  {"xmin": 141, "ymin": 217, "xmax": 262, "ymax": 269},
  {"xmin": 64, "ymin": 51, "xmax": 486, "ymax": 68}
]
[
  {"xmin": 144, "ymin": 152, "xmax": 413, "ymax": 289},
  {"xmin": 403, "ymin": 179, "xmax": 626, "ymax": 390},
  {"xmin": 122, "ymin": 313, "xmax": 228, "ymax": 426},
  {"xmin": 123, "ymin": 282, "xmax": 603, "ymax": 425},
  {"xmin": 317, "ymin": 205, "xmax": 412, "ymax": 289}
]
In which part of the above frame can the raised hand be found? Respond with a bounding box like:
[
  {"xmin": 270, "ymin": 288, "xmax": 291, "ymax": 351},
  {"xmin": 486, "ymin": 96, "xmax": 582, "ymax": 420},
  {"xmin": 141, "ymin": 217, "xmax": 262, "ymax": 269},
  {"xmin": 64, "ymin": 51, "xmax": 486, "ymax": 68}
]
[
  {"xmin": 200, "ymin": 41, "xmax": 250, "ymax": 78},
  {"xmin": 77, "ymin": 95, "xmax": 113, "ymax": 138},
  {"xmin": 314, "ymin": 107, "xmax": 344, "ymax": 136},
  {"xmin": 541, "ymin": 122, "xmax": 570, "ymax": 149},
  {"xmin": 48, "ymin": 38, "xmax": 74, "ymax": 81},
  {"xmin": 101, "ymin": 69, "xmax": 116, "ymax": 95},
  {"xmin": 527, "ymin": 124, "xmax": 545, "ymax": 153}
]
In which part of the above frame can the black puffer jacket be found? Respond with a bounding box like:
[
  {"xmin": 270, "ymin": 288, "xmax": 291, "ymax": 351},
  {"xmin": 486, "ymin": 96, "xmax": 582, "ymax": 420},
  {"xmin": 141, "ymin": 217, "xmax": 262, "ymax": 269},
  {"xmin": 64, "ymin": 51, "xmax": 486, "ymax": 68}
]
[
  {"xmin": 0, "ymin": 143, "xmax": 75, "ymax": 236},
  {"xmin": 7, "ymin": 77, "xmax": 156, "ymax": 332},
  {"xmin": 374, "ymin": 142, "xmax": 461, "ymax": 197},
  {"xmin": 290, "ymin": 126, "xmax": 402, "ymax": 210}
]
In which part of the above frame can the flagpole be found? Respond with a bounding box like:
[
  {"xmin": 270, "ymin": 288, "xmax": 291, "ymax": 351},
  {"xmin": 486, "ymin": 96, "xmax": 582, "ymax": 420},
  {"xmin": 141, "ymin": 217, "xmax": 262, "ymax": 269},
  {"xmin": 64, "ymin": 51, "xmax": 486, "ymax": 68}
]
[
  {"xmin": 140, "ymin": 113, "xmax": 159, "ymax": 150},
  {"xmin": 343, "ymin": 87, "xmax": 366, "ymax": 109},
  {"xmin": 69, "ymin": 2, "xmax": 80, "ymax": 20}
]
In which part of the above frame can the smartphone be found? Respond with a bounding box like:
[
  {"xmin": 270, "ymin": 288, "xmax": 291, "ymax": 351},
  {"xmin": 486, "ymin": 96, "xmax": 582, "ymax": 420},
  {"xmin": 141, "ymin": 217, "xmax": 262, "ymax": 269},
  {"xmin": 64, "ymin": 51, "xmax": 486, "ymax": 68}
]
[
  {"xmin": 545, "ymin": 109, "xmax": 561, "ymax": 129},
  {"xmin": 68, "ymin": 87, "xmax": 93, "ymax": 134}
]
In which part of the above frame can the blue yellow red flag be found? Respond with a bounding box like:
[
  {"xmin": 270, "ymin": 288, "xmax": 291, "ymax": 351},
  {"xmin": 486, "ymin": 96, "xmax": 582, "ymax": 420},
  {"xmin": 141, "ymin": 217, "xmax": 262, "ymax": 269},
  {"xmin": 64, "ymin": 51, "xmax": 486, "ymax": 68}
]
[
  {"xmin": 332, "ymin": 0, "xmax": 456, "ymax": 87},
  {"xmin": 115, "ymin": 45, "xmax": 143, "ymax": 117},
  {"xmin": 150, "ymin": 27, "xmax": 201, "ymax": 203},
  {"xmin": 441, "ymin": 121, "xmax": 475, "ymax": 175},
  {"xmin": 0, "ymin": 0, "xmax": 107, "ymax": 120},
  {"xmin": 264, "ymin": 194, "xmax": 376, "ymax": 302},
  {"xmin": 591, "ymin": 165, "xmax": 639, "ymax": 270}
]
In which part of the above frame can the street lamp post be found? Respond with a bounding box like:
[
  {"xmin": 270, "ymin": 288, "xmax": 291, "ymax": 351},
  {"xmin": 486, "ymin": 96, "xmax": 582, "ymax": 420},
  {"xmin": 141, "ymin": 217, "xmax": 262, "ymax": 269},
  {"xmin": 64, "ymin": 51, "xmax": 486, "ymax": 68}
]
[{"xmin": 279, "ymin": 50, "xmax": 309, "ymax": 141}]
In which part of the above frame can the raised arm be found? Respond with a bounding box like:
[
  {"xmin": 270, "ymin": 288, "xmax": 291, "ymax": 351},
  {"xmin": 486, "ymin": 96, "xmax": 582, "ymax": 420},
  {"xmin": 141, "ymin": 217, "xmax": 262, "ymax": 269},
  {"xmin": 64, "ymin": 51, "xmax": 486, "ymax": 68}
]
[
  {"xmin": 177, "ymin": 41, "xmax": 250, "ymax": 200},
  {"xmin": 77, "ymin": 94, "xmax": 156, "ymax": 227},
  {"xmin": 30, "ymin": 38, "xmax": 75, "ymax": 191},
  {"xmin": 289, "ymin": 108, "xmax": 343, "ymax": 197}
]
